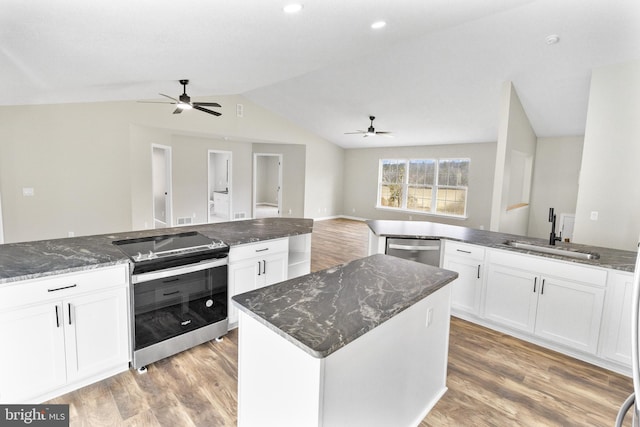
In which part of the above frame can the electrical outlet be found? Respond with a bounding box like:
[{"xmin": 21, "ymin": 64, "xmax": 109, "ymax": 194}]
[
  {"xmin": 22, "ymin": 187, "xmax": 34, "ymax": 197},
  {"xmin": 68, "ymin": 231, "xmax": 75, "ymax": 237},
  {"xmin": 426, "ymin": 307, "xmax": 433, "ymax": 327},
  {"xmin": 590, "ymin": 211, "xmax": 599, "ymax": 221},
  {"xmin": 236, "ymin": 103, "xmax": 244, "ymax": 118}
]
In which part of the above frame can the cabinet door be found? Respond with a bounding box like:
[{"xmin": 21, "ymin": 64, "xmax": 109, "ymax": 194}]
[
  {"xmin": 0, "ymin": 303, "xmax": 66, "ymax": 403},
  {"xmin": 600, "ymin": 272, "xmax": 633, "ymax": 366},
  {"xmin": 534, "ymin": 276, "xmax": 605, "ymax": 354},
  {"xmin": 484, "ymin": 264, "xmax": 538, "ymax": 333},
  {"xmin": 443, "ymin": 257, "xmax": 482, "ymax": 315},
  {"xmin": 262, "ymin": 253, "xmax": 288, "ymax": 288},
  {"xmin": 228, "ymin": 259, "xmax": 261, "ymax": 325},
  {"xmin": 64, "ymin": 288, "xmax": 130, "ymax": 382}
]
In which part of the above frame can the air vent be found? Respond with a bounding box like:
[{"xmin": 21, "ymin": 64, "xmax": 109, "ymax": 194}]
[
  {"xmin": 176, "ymin": 217, "xmax": 193, "ymax": 225},
  {"xmin": 234, "ymin": 212, "xmax": 246, "ymax": 220}
]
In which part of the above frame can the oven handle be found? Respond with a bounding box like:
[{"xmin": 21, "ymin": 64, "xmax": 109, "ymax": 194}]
[{"xmin": 132, "ymin": 257, "xmax": 228, "ymax": 284}]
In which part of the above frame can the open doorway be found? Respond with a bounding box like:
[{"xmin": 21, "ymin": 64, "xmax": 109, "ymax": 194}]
[
  {"xmin": 253, "ymin": 153, "xmax": 282, "ymax": 219},
  {"xmin": 208, "ymin": 150, "xmax": 232, "ymax": 223},
  {"xmin": 151, "ymin": 144, "xmax": 172, "ymax": 228}
]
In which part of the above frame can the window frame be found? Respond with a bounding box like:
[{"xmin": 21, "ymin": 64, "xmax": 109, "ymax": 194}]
[{"xmin": 376, "ymin": 157, "xmax": 470, "ymax": 219}]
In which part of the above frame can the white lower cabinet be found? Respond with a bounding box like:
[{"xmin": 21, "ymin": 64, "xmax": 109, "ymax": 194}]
[
  {"xmin": 0, "ymin": 264, "xmax": 130, "ymax": 403},
  {"xmin": 484, "ymin": 249, "xmax": 606, "ymax": 355},
  {"xmin": 600, "ymin": 271, "xmax": 634, "ymax": 366},
  {"xmin": 442, "ymin": 241, "xmax": 485, "ymax": 316},
  {"xmin": 228, "ymin": 238, "xmax": 289, "ymax": 326}
]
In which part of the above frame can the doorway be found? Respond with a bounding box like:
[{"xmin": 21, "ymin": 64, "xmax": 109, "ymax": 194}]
[
  {"xmin": 253, "ymin": 153, "xmax": 282, "ymax": 219},
  {"xmin": 208, "ymin": 150, "xmax": 232, "ymax": 223},
  {"xmin": 151, "ymin": 144, "xmax": 172, "ymax": 228}
]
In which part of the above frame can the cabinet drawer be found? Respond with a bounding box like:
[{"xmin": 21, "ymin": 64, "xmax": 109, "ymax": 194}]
[
  {"xmin": 444, "ymin": 241, "xmax": 485, "ymax": 261},
  {"xmin": 229, "ymin": 238, "xmax": 288, "ymax": 262},
  {"xmin": 0, "ymin": 264, "xmax": 129, "ymax": 310}
]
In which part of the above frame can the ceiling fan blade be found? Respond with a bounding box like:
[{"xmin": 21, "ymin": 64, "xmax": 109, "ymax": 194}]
[
  {"xmin": 194, "ymin": 102, "xmax": 222, "ymax": 108},
  {"xmin": 172, "ymin": 107, "xmax": 183, "ymax": 115},
  {"xmin": 376, "ymin": 131, "xmax": 393, "ymax": 135},
  {"xmin": 193, "ymin": 105, "xmax": 222, "ymax": 116},
  {"xmin": 159, "ymin": 93, "xmax": 179, "ymax": 103},
  {"xmin": 344, "ymin": 130, "xmax": 366, "ymax": 134},
  {"xmin": 137, "ymin": 100, "xmax": 174, "ymax": 104}
]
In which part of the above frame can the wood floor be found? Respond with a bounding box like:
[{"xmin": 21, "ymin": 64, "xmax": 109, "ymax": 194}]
[{"xmin": 48, "ymin": 218, "xmax": 634, "ymax": 426}]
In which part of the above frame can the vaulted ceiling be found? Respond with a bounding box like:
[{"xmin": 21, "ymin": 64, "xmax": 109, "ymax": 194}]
[{"xmin": 2, "ymin": 0, "xmax": 639, "ymax": 148}]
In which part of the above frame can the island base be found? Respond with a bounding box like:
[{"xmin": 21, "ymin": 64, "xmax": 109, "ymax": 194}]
[{"xmin": 237, "ymin": 285, "xmax": 451, "ymax": 427}]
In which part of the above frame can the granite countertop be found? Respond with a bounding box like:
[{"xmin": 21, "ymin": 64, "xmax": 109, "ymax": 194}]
[
  {"xmin": 0, "ymin": 217, "xmax": 313, "ymax": 285},
  {"xmin": 367, "ymin": 219, "xmax": 637, "ymax": 273},
  {"xmin": 232, "ymin": 254, "xmax": 458, "ymax": 358}
]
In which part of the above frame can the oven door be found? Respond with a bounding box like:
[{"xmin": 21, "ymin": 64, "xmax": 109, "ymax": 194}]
[{"xmin": 132, "ymin": 257, "xmax": 228, "ymax": 352}]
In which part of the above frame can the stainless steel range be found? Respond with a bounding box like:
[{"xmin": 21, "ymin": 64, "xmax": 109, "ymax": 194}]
[{"xmin": 113, "ymin": 231, "xmax": 229, "ymax": 370}]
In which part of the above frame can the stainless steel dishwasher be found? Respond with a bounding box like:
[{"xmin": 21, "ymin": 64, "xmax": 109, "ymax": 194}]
[{"xmin": 385, "ymin": 238, "xmax": 441, "ymax": 266}]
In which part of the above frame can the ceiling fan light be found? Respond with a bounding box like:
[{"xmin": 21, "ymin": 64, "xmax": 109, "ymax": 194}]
[{"xmin": 177, "ymin": 103, "xmax": 192, "ymax": 110}]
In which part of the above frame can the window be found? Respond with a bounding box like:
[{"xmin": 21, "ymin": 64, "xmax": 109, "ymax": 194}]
[{"xmin": 378, "ymin": 158, "xmax": 469, "ymax": 217}]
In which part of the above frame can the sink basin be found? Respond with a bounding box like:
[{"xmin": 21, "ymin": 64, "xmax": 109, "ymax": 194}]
[{"xmin": 503, "ymin": 240, "xmax": 600, "ymax": 260}]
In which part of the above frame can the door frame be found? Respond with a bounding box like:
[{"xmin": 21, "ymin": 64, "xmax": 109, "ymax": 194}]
[
  {"xmin": 207, "ymin": 150, "xmax": 233, "ymax": 222},
  {"xmin": 253, "ymin": 153, "xmax": 282, "ymax": 219},
  {"xmin": 151, "ymin": 144, "xmax": 173, "ymax": 228}
]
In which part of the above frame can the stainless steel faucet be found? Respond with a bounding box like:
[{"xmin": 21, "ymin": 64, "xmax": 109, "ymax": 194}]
[{"xmin": 549, "ymin": 207, "xmax": 562, "ymax": 245}]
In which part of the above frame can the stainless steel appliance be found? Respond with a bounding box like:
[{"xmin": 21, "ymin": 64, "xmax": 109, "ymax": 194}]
[
  {"xmin": 616, "ymin": 245, "xmax": 640, "ymax": 426},
  {"xmin": 113, "ymin": 231, "xmax": 229, "ymax": 370},
  {"xmin": 385, "ymin": 238, "xmax": 441, "ymax": 266}
]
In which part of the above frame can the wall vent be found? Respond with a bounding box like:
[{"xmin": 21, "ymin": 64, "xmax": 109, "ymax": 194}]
[
  {"xmin": 177, "ymin": 217, "xmax": 193, "ymax": 225},
  {"xmin": 234, "ymin": 212, "xmax": 246, "ymax": 220}
]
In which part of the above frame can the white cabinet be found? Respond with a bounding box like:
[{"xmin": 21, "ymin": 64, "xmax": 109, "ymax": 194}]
[
  {"xmin": 288, "ymin": 233, "xmax": 312, "ymax": 279},
  {"xmin": 600, "ymin": 271, "xmax": 634, "ymax": 366},
  {"xmin": 484, "ymin": 249, "xmax": 606, "ymax": 354},
  {"xmin": 0, "ymin": 264, "xmax": 130, "ymax": 403},
  {"xmin": 228, "ymin": 238, "xmax": 289, "ymax": 326},
  {"xmin": 442, "ymin": 241, "xmax": 485, "ymax": 316}
]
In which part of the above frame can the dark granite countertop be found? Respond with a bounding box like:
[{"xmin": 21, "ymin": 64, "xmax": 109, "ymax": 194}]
[
  {"xmin": 0, "ymin": 218, "xmax": 313, "ymax": 285},
  {"xmin": 367, "ymin": 220, "xmax": 637, "ymax": 273},
  {"xmin": 232, "ymin": 254, "xmax": 458, "ymax": 358}
]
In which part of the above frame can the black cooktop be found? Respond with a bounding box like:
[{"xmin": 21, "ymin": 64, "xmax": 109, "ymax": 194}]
[{"xmin": 113, "ymin": 231, "xmax": 228, "ymax": 264}]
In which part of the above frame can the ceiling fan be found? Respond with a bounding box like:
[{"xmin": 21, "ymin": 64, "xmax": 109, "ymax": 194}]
[
  {"xmin": 141, "ymin": 79, "xmax": 222, "ymax": 116},
  {"xmin": 345, "ymin": 116, "xmax": 392, "ymax": 137}
]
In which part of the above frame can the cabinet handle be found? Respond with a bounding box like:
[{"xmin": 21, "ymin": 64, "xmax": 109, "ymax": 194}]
[
  {"xmin": 163, "ymin": 290, "xmax": 180, "ymax": 296},
  {"xmin": 533, "ymin": 277, "xmax": 537, "ymax": 293},
  {"xmin": 257, "ymin": 261, "xmax": 262, "ymax": 276},
  {"xmin": 48, "ymin": 284, "xmax": 77, "ymax": 292},
  {"xmin": 477, "ymin": 265, "xmax": 481, "ymax": 279},
  {"xmin": 456, "ymin": 249, "xmax": 472, "ymax": 254},
  {"xmin": 541, "ymin": 279, "xmax": 546, "ymax": 295},
  {"xmin": 262, "ymin": 260, "xmax": 266, "ymax": 275},
  {"xmin": 255, "ymin": 248, "xmax": 269, "ymax": 253},
  {"xmin": 68, "ymin": 303, "xmax": 72, "ymax": 325},
  {"xmin": 55, "ymin": 305, "xmax": 60, "ymax": 328}
]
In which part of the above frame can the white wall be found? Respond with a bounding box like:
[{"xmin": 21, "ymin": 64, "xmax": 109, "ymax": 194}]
[
  {"xmin": 573, "ymin": 60, "xmax": 640, "ymax": 250},
  {"xmin": 527, "ymin": 136, "xmax": 583, "ymax": 240},
  {"xmin": 0, "ymin": 95, "xmax": 341, "ymax": 243},
  {"xmin": 490, "ymin": 81, "xmax": 537, "ymax": 235},
  {"xmin": 342, "ymin": 142, "xmax": 496, "ymax": 229}
]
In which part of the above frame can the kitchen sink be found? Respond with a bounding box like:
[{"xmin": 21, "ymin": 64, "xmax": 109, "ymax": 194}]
[{"xmin": 503, "ymin": 240, "xmax": 600, "ymax": 260}]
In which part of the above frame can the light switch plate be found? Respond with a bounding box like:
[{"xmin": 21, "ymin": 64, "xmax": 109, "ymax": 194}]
[{"xmin": 22, "ymin": 187, "xmax": 34, "ymax": 197}]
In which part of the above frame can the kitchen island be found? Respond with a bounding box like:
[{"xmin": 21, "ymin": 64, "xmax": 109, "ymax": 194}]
[{"xmin": 232, "ymin": 254, "xmax": 458, "ymax": 427}]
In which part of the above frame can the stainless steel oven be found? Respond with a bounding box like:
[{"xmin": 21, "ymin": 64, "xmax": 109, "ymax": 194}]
[{"xmin": 113, "ymin": 231, "xmax": 229, "ymax": 370}]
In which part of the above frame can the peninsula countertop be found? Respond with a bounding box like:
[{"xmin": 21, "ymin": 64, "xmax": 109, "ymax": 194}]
[
  {"xmin": 0, "ymin": 217, "xmax": 313, "ymax": 285},
  {"xmin": 232, "ymin": 253, "xmax": 458, "ymax": 358},
  {"xmin": 367, "ymin": 219, "xmax": 637, "ymax": 273}
]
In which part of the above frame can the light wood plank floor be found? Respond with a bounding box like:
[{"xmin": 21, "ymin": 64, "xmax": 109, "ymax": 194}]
[{"xmin": 48, "ymin": 218, "xmax": 634, "ymax": 426}]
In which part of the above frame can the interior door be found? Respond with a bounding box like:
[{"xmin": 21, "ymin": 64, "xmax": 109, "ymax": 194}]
[{"xmin": 152, "ymin": 145, "xmax": 172, "ymax": 228}]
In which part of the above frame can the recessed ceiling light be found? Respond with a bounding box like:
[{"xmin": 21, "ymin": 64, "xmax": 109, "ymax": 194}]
[
  {"xmin": 545, "ymin": 34, "xmax": 560, "ymax": 45},
  {"xmin": 283, "ymin": 4, "xmax": 303, "ymax": 14},
  {"xmin": 371, "ymin": 21, "xmax": 386, "ymax": 30}
]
